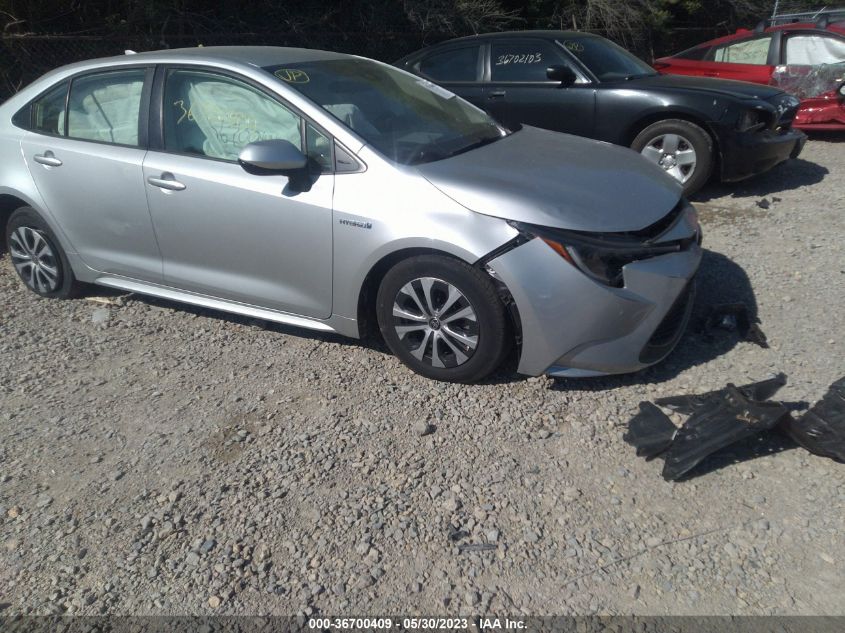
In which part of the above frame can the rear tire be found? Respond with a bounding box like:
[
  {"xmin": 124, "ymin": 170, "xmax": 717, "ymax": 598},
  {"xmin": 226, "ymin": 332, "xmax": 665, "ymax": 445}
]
[
  {"xmin": 376, "ymin": 255, "xmax": 509, "ymax": 383},
  {"xmin": 5, "ymin": 207, "xmax": 82, "ymax": 299},
  {"xmin": 631, "ymin": 119, "xmax": 714, "ymax": 196}
]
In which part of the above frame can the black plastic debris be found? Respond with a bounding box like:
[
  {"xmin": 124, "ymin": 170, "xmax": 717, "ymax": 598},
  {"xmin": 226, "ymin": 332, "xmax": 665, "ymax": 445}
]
[
  {"xmin": 623, "ymin": 402, "xmax": 676, "ymax": 460},
  {"xmin": 626, "ymin": 374, "xmax": 845, "ymax": 480},
  {"xmin": 655, "ymin": 373, "xmax": 787, "ymax": 415},
  {"xmin": 781, "ymin": 376, "xmax": 845, "ymax": 463},
  {"xmin": 660, "ymin": 385, "xmax": 791, "ymax": 481},
  {"xmin": 701, "ymin": 303, "xmax": 768, "ymax": 348}
]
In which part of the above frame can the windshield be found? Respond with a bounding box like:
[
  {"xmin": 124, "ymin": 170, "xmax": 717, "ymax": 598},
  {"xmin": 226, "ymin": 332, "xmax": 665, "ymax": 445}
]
[
  {"xmin": 265, "ymin": 59, "xmax": 505, "ymax": 165},
  {"xmin": 558, "ymin": 36, "xmax": 657, "ymax": 82}
]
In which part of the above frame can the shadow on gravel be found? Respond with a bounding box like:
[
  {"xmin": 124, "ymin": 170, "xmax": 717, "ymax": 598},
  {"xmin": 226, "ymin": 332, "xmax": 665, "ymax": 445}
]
[
  {"xmin": 550, "ymin": 249, "xmax": 757, "ymax": 392},
  {"xmin": 805, "ymin": 131, "xmax": 845, "ymax": 144},
  {"xmin": 672, "ymin": 430, "xmax": 802, "ymax": 481},
  {"xmin": 692, "ymin": 157, "xmax": 829, "ymax": 203}
]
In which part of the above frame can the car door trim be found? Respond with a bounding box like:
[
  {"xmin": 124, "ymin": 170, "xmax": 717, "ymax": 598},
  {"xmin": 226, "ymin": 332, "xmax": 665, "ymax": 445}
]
[{"xmin": 94, "ymin": 276, "xmax": 337, "ymax": 332}]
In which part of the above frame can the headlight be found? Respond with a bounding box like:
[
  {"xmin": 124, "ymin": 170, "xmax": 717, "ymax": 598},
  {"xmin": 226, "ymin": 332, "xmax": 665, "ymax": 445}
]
[
  {"xmin": 508, "ymin": 221, "xmax": 687, "ymax": 288},
  {"xmin": 737, "ymin": 108, "xmax": 767, "ymax": 132},
  {"xmin": 839, "ymin": 83, "xmax": 845, "ymax": 97}
]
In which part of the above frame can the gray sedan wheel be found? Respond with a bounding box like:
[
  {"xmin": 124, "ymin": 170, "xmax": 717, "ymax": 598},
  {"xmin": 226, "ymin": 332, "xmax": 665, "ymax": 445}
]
[
  {"xmin": 5, "ymin": 207, "xmax": 81, "ymax": 299},
  {"xmin": 632, "ymin": 119, "xmax": 713, "ymax": 196},
  {"xmin": 376, "ymin": 255, "xmax": 509, "ymax": 382}
]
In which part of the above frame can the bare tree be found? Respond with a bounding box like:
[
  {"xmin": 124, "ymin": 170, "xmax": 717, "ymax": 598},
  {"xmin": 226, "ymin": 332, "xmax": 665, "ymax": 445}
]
[{"xmin": 403, "ymin": 0, "xmax": 520, "ymax": 38}]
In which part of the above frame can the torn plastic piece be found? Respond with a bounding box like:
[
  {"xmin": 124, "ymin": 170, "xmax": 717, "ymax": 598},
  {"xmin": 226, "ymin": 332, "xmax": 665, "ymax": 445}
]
[
  {"xmin": 702, "ymin": 303, "xmax": 768, "ymax": 348},
  {"xmin": 781, "ymin": 376, "xmax": 845, "ymax": 463},
  {"xmin": 655, "ymin": 373, "xmax": 787, "ymax": 415},
  {"xmin": 623, "ymin": 402, "xmax": 677, "ymax": 460},
  {"xmin": 660, "ymin": 384, "xmax": 791, "ymax": 481}
]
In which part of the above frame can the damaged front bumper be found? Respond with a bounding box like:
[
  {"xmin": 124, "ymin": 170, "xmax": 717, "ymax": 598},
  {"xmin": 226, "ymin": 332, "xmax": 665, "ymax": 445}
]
[
  {"xmin": 715, "ymin": 124, "xmax": 807, "ymax": 182},
  {"xmin": 487, "ymin": 202, "xmax": 702, "ymax": 377}
]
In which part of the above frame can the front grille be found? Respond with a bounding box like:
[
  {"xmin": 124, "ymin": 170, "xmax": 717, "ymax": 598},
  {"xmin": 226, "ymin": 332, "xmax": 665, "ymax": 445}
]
[{"xmin": 639, "ymin": 281, "xmax": 696, "ymax": 364}]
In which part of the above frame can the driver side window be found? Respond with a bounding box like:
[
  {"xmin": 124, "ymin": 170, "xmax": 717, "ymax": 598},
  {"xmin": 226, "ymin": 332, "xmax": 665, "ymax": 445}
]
[
  {"xmin": 164, "ymin": 70, "xmax": 307, "ymax": 162},
  {"xmin": 163, "ymin": 70, "xmax": 333, "ymax": 171},
  {"xmin": 491, "ymin": 40, "xmax": 567, "ymax": 82}
]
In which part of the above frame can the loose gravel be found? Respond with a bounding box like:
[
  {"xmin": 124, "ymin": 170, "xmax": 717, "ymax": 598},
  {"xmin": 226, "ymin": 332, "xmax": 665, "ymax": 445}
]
[{"xmin": 1, "ymin": 137, "xmax": 843, "ymax": 616}]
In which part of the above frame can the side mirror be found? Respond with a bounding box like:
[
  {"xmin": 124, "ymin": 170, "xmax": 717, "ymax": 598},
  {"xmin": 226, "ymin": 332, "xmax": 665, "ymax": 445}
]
[
  {"xmin": 238, "ymin": 139, "xmax": 307, "ymax": 175},
  {"xmin": 546, "ymin": 65, "xmax": 577, "ymax": 87}
]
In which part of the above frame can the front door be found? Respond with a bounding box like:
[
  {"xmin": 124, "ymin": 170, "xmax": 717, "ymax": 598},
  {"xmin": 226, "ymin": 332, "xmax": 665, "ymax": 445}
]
[
  {"xmin": 143, "ymin": 68, "xmax": 334, "ymax": 319},
  {"xmin": 484, "ymin": 38, "xmax": 596, "ymax": 137}
]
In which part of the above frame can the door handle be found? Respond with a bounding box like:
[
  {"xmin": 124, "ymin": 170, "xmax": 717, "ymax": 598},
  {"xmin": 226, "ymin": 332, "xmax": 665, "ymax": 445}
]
[
  {"xmin": 147, "ymin": 173, "xmax": 186, "ymax": 191},
  {"xmin": 488, "ymin": 90, "xmax": 507, "ymax": 99},
  {"xmin": 33, "ymin": 152, "xmax": 62, "ymax": 167}
]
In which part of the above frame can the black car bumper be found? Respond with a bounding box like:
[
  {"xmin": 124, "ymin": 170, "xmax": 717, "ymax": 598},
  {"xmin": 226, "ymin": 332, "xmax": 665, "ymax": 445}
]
[{"xmin": 714, "ymin": 126, "xmax": 807, "ymax": 182}]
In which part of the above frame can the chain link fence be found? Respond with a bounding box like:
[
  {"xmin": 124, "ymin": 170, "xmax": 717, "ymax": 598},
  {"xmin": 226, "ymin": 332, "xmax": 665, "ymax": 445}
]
[{"xmin": 0, "ymin": 27, "xmax": 725, "ymax": 102}]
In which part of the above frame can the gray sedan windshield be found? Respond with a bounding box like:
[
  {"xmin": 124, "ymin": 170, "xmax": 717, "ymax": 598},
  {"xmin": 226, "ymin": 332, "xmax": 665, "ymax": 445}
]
[{"xmin": 265, "ymin": 59, "xmax": 505, "ymax": 165}]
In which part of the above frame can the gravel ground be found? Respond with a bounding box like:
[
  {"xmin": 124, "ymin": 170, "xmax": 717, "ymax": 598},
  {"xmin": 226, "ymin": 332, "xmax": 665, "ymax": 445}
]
[{"xmin": 1, "ymin": 137, "xmax": 843, "ymax": 617}]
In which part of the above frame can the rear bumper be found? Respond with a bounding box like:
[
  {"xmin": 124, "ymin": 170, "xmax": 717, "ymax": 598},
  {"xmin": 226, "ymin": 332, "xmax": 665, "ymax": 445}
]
[
  {"xmin": 487, "ymin": 210, "xmax": 702, "ymax": 378},
  {"xmin": 715, "ymin": 125, "xmax": 807, "ymax": 182}
]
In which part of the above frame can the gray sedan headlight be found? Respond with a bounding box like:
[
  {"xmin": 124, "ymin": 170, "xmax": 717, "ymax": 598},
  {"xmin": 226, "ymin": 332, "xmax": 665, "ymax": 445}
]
[{"xmin": 509, "ymin": 221, "xmax": 690, "ymax": 288}]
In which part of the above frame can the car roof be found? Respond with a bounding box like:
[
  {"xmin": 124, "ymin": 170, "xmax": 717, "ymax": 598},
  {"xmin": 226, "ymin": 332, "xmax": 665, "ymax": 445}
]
[
  {"xmin": 66, "ymin": 45, "xmax": 353, "ymax": 71},
  {"xmin": 693, "ymin": 21, "xmax": 845, "ymax": 48},
  {"xmin": 424, "ymin": 30, "xmax": 599, "ymax": 46}
]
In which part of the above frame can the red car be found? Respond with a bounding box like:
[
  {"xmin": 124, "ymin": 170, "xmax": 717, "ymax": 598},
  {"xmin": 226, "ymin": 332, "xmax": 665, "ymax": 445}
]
[{"xmin": 655, "ymin": 15, "xmax": 845, "ymax": 130}]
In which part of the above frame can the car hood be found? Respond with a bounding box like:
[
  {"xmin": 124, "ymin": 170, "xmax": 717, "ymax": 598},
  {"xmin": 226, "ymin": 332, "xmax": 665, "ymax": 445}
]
[
  {"xmin": 637, "ymin": 72, "xmax": 784, "ymax": 100},
  {"xmin": 416, "ymin": 126, "xmax": 682, "ymax": 232}
]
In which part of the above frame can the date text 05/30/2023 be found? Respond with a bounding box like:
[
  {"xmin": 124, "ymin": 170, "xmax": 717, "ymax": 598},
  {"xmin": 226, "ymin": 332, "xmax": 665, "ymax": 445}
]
[{"xmin": 307, "ymin": 617, "xmax": 527, "ymax": 630}]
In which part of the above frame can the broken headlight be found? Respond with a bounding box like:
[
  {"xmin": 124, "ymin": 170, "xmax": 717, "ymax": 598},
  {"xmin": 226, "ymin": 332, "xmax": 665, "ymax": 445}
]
[
  {"xmin": 509, "ymin": 220, "xmax": 687, "ymax": 288},
  {"xmin": 737, "ymin": 108, "xmax": 768, "ymax": 132}
]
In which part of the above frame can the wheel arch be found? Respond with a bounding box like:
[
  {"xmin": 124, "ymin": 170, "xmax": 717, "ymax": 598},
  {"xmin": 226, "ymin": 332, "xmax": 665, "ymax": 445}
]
[
  {"xmin": 0, "ymin": 193, "xmax": 35, "ymax": 244},
  {"xmin": 355, "ymin": 246, "xmax": 522, "ymax": 347},
  {"xmin": 626, "ymin": 111, "xmax": 721, "ymax": 183},
  {"xmin": 626, "ymin": 111, "xmax": 719, "ymax": 152}
]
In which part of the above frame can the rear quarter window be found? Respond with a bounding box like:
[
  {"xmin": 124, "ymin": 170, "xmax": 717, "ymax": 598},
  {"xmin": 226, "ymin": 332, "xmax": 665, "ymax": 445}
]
[
  {"xmin": 418, "ymin": 47, "xmax": 480, "ymax": 82},
  {"xmin": 15, "ymin": 81, "xmax": 69, "ymax": 135}
]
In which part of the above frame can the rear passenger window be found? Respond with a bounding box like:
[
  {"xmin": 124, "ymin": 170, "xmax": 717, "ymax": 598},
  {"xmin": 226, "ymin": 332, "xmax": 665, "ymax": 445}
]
[
  {"xmin": 491, "ymin": 40, "xmax": 566, "ymax": 82},
  {"xmin": 674, "ymin": 46, "xmax": 710, "ymax": 61},
  {"xmin": 29, "ymin": 82, "xmax": 68, "ymax": 136},
  {"xmin": 710, "ymin": 36, "xmax": 772, "ymax": 64},
  {"xmin": 68, "ymin": 70, "xmax": 145, "ymax": 146},
  {"xmin": 419, "ymin": 47, "xmax": 480, "ymax": 82}
]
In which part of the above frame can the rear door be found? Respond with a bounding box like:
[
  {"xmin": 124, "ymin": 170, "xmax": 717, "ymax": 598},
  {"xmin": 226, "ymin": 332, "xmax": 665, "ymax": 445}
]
[
  {"xmin": 702, "ymin": 33, "xmax": 777, "ymax": 83},
  {"xmin": 484, "ymin": 37, "xmax": 596, "ymax": 137},
  {"xmin": 20, "ymin": 67, "xmax": 163, "ymax": 281},
  {"xmin": 142, "ymin": 67, "xmax": 334, "ymax": 319}
]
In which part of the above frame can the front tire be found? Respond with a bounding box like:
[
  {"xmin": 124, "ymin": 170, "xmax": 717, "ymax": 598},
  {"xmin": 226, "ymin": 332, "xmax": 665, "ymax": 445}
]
[
  {"xmin": 376, "ymin": 255, "xmax": 509, "ymax": 383},
  {"xmin": 5, "ymin": 207, "xmax": 81, "ymax": 299},
  {"xmin": 631, "ymin": 119, "xmax": 714, "ymax": 196}
]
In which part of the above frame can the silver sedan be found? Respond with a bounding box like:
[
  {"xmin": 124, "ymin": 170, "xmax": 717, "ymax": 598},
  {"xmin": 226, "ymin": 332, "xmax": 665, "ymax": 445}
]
[{"xmin": 0, "ymin": 47, "xmax": 702, "ymax": 382}]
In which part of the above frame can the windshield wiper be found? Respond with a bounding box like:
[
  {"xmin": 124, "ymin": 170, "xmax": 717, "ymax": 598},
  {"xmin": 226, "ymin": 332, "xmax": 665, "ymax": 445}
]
[
  {"xmin": 625, "ymin": 72, "xmax": 658, "ymax": 80},
  {"xmin": 444, "ymin": 135, "xmax": 502, "ymax": 159}
]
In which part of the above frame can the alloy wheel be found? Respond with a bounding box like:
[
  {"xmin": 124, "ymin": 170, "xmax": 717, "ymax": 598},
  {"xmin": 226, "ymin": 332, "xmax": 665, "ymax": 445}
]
[
  {"xmin": 8, "ymin": 226, "xmax": 61, "ymax": 294},
  {"xmin": 640, "ymin": 133, "xmax": 697, "ymax": 184},
  {"xmin": 392, "ymin": 277, "xmax": 478, "ymax": 369}
]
